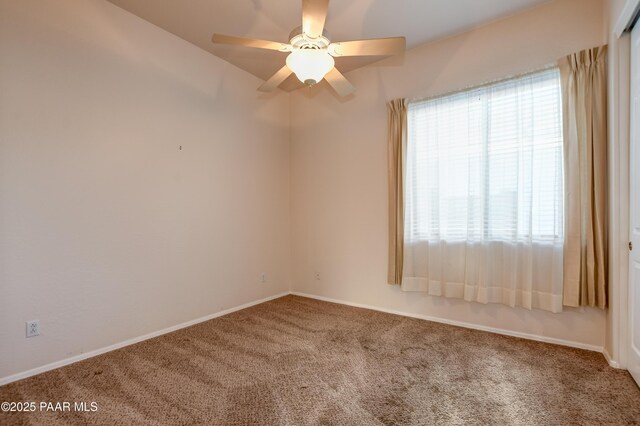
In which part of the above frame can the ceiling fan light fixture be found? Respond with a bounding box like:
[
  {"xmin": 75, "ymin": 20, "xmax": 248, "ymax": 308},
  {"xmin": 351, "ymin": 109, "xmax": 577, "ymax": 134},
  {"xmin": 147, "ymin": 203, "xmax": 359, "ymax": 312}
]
[{"xmin": 286, "ymin": 47, "xmax": 335, "ymax": 86}]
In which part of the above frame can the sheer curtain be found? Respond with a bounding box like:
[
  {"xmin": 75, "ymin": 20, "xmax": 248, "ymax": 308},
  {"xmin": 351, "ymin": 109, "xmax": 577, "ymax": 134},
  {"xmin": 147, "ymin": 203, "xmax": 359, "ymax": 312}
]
[{"xmin": 402, "ymin": 68, "xmax": 565, "ymax": 312}]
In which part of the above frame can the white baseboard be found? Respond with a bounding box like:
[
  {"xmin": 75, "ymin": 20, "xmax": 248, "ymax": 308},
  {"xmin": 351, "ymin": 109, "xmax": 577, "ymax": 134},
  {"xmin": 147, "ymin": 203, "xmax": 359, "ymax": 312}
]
[
  {"xmin": 1, "ymin": 289, "xmax": 615, "ymax": 386},
  {"xmin": 290, "ymin": 292, "xmax": 604, "ymax": 353},
  {"xmin": 0, "ymin": 292, "xmax": 289, "ymax": 386},
  {"xmin": 603, "ymin": 347, "xmax": 623, "ymax": 369}
]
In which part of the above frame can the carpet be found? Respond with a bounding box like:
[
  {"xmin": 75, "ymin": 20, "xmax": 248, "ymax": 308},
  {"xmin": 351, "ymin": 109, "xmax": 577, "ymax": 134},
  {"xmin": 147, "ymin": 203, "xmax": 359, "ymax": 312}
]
[{"xmin": 1, "ymin": 295, "xmax": 639, "ymax": 425}]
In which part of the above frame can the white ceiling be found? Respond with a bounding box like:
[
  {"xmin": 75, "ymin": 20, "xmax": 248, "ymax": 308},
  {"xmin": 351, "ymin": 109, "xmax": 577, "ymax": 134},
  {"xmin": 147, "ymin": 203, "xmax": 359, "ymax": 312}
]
[{"xmin": 107, "ymin": 0, "xmax": 551, "ymax": 91}]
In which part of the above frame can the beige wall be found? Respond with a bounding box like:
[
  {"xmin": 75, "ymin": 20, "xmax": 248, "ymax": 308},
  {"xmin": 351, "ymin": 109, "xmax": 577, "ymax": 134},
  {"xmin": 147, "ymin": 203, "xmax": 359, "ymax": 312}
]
[
  {"xmin": 290, "ymin": 0, "xmax": 608, "ymax": 348},
  {"xmin": 0, "ymin": 0, "xmax": 291, "ymax": 380}
]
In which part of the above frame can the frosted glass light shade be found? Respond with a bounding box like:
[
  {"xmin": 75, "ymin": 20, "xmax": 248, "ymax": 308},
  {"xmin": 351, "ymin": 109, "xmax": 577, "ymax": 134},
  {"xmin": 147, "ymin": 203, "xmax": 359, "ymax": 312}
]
[{"xmin": 286, "ymin": 48, "xmax": 335, "ymax": 85}]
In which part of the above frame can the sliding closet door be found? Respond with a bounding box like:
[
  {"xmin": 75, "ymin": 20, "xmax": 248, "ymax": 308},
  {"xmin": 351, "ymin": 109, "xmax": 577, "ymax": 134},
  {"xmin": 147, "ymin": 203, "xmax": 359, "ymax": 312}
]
[{"xmin": 629, "ymin": 22, "xmax": 640, "ymax": 387}]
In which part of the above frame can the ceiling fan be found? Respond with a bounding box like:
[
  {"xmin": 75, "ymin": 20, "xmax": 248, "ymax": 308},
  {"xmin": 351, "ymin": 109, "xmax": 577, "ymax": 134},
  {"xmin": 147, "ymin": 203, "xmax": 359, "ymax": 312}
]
[{"xmin": 211, "ymin": 0, "xmax": 406, "ymax": 97}]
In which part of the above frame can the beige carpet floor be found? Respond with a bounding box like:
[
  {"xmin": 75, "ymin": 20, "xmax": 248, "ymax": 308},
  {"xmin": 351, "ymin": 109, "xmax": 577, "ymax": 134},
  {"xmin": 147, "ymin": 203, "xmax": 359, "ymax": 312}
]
[{"xmin": 1, "ymin": 295, "xmax": 639, "ymax": 425}]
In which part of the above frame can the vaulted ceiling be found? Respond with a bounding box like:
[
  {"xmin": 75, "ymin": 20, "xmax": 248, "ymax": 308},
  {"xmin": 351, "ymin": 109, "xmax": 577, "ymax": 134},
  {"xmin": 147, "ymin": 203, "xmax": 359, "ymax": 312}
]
[{"xmin": 107, "ymin": 0, "xmax": 551, "ymax": 91}]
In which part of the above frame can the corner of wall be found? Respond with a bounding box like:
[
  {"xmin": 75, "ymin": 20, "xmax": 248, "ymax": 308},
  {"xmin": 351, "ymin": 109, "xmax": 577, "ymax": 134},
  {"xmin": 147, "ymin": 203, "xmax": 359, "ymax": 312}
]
[{"xmin": 287, "ymin": 90, "xmax": 295, "ymax": 294}]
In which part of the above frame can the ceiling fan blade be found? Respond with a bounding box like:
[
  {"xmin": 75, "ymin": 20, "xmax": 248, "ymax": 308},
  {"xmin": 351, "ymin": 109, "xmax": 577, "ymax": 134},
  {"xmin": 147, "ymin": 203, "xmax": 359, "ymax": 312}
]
[
  {"xmin": 212, "ymin": 34, "xmax": 292, "ymax": 52},
  {"xmin": 328, "ymin": 37, "xmax": 406, "ymax": 57},
  {"xmin": 258, "ymin": 65, "xmax": 293, "ymax": 92},
  {"xmin": 324, "ymin": 67, "xmax": 355, "ymax": 97},
  {"xmin": 302, "ymin": 0, "xmax": 329, "ymax": 39}
]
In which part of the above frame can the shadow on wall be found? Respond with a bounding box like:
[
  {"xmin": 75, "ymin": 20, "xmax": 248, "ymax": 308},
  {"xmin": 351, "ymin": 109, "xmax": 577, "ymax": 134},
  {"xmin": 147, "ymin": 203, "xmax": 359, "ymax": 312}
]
[{"xmin": 79, "ymin": 1, "xmax": 288, "ymax": 128}]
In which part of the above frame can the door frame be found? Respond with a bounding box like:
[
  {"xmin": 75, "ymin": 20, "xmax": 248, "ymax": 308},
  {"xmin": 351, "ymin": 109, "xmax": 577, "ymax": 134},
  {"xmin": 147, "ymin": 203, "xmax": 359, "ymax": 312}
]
[
  {"xmin": 608, "ymin": 0, "xmax": 640, "ymax": 369},
  {"xmin": 614, "ymin": 0, "xmax": 640, "ymax": 38}
]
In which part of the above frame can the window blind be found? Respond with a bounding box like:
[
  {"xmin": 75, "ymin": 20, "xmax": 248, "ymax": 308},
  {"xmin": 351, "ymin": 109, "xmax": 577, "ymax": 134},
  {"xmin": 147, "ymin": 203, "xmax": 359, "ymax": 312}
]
[{"xmin": 405, "ymin": 68, "xmax": 564, "ymax": 244}]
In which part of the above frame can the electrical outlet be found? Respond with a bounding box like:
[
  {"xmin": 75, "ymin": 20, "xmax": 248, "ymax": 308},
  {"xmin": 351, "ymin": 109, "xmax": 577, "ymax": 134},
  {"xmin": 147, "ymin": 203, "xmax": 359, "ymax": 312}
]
[
  {"xmin": 26, "ymin": 320, "xmax": 40, "ymax": 338},
  {"xmin": 261, "ymin": 272, "xmax": 267, "ymax": 283},
  {"xmin": 315, "ymin": 272, "xmax": 321, "ymax": 280}
]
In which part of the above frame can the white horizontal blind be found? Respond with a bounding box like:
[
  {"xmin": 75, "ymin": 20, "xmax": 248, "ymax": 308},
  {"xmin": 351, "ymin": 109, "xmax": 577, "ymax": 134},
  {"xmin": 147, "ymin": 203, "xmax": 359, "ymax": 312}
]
[{"xmin": 405, "ymin": 68, "xmax": 564, "ymax": 245}]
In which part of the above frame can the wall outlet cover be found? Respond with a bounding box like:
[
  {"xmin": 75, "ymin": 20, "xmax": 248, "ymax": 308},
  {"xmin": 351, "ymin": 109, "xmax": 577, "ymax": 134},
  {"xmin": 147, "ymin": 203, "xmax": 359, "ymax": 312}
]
[{"xmin": 26, "ymin": 320, "xmax": 40, "ymax": 338}]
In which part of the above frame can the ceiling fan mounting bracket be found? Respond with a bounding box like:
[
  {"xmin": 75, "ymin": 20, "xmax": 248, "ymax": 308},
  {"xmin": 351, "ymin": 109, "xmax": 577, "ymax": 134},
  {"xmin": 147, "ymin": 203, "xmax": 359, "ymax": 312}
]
[{"xmin": 288, "ymin": 26, "xmax": 331, "ymax": 50}]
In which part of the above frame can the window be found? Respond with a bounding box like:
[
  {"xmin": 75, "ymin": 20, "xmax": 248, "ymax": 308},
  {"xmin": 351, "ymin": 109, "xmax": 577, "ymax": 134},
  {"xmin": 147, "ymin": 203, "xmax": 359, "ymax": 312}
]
[{"xmin": 405, "ymin": 68, "xmax": 564, "ymax": 245}]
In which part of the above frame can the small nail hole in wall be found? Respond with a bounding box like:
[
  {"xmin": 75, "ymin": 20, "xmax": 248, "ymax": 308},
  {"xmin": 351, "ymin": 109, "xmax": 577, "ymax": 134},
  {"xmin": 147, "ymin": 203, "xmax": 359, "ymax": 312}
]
[{"xmin": 179, "ymin": 145, "xmax": 182, "ymax": 151}]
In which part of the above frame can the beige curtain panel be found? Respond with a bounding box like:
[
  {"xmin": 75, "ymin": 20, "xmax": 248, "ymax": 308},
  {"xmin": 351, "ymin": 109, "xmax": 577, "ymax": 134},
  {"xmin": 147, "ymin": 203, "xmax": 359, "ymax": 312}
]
[
  {"xmin": 387, "ymin": 98, "xmax": 407, "ymax": 285},
  {"xmin": 559, "ymin": 45, "xmax": 608, "ymax": 309}
]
